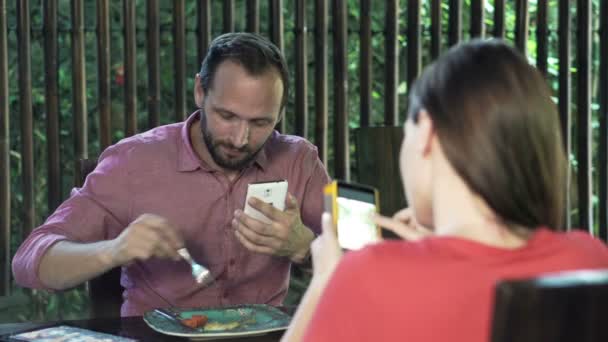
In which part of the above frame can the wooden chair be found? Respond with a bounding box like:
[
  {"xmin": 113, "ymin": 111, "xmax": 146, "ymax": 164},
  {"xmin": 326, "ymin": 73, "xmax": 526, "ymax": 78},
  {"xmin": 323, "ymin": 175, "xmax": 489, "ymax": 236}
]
[
  {"xmin": 491, "ymin": 269, "xmax": 608, "ymax": 342},
  {"xmin": 355, "ymin": 126, "xmax": 407, "ymax": 239},
  {"xmin": 77, "ymin": 158, "xmax": 123, "ymax": 318}
]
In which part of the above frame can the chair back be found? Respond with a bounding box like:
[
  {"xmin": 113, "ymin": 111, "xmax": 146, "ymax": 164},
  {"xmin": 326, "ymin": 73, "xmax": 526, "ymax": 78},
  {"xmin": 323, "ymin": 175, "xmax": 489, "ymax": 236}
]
[
  {"xmin": 491, "ymin": 269, "xmax": 608, "ymax": 342},
  {"xmin": 78, "ymin": 158, "xmax": 123, "ymax": 318},
  {"xmin": 355, "ymin": 126, "xmax": 406, "ymax": 239}
]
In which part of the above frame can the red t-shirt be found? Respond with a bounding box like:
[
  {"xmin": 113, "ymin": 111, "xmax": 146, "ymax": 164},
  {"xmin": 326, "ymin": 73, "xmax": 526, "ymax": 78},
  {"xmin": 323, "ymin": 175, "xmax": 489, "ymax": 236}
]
[{"xmin": 304, "ymin": 229, "xmax": 608, "ymax": 342}]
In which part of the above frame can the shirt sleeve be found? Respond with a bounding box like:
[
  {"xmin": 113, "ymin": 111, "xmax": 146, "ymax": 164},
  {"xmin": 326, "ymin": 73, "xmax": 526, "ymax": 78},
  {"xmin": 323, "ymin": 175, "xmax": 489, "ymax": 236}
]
[
  {"xmin": 12, "ymin": 143, "xmax": 133, "ymax": 290},
  {"xmin": 303, "ymin": 250, "xmax": 377, "ymax": 341},
  {"xmin": 298, "ymin": 146, "xmax": 331, "ymax": 235}
]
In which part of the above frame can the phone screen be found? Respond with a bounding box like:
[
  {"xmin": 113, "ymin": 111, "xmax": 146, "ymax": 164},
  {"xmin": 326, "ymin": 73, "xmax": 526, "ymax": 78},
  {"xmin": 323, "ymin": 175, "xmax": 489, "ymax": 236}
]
[{"xmin": 335, "ymin": 183, "xmax": 379, "ymax": 250}]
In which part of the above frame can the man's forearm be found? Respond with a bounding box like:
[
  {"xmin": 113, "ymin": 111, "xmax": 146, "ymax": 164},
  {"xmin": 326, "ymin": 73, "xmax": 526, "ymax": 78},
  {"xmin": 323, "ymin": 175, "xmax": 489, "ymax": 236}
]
[{"xmin": 38, "ymin": 240, "xmax": 119, "ymax": 290}]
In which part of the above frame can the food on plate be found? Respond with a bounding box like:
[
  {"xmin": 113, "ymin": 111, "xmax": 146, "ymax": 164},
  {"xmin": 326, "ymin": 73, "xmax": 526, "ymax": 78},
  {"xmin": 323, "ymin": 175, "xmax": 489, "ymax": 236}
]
[
  {"xmin": 203, "ymin": 321, "xmax": 241, "ymax": 331},
  {"xmin": 203, "ymin": 315, "xmax": 257, "ymax": 331},
  {"xmin": 180, "ymin": 314, "xmax": 208, "ymax": 329}
]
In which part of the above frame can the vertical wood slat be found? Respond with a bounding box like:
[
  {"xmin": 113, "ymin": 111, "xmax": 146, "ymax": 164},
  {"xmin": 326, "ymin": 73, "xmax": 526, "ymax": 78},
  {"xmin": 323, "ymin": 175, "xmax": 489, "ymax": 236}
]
[
  {"xmin": 0, "ymin": 0, "xmax": 10, "ymax": 296},
  {"xmin": 223, "ymin": 0, "xmax": 234, "ymax": 33},
  {"xmin": 294, "ymin": 0, "xmax": 307, "ymax": 137},
  {"xmin": 174, "ymin": 0, "xmax": 186, "ymax": 122},
  {"xmin": 515, "ymin": 0, "xmax": 529, "ymax": 55},
  {"xmin": 197, "ymin": 0, "xmax": 211, "ymax": 66},
  {"xmin": 536, "ymin": 0, "xmax": 548, "ymax": 76},
  {"xmin": 448, "ymin": 0, "xmax": 462, "ymax": 46},
  {"xmin": 576, "ymin": 0, "xmax": 592, "ymax": 231},
  {"xmin": 385, "ymin": 0, "xmax": 398, "ymax": 126},
  {"xmin": 599, "ymin": 0, "xmax": 608, "ymax": 240},
  {"xmin": 17, "ymin": 0, "xmax": 35, "ymax": 236},
  {"xmin": 407, "ymin": 0, "xmax": 421, "ymax": 88},
  {"xmin": 314, "ymin": 0, "xmax": 328, "ymax": 164},
  {"xmin": 269, "ymin": 0, "xmax": 285, "ymax": 132},
  {"xmin": 470, "ymin": 0, "xmax": 485, "ymax": 38},
  {"xmin": 246, "ymin": 0, "xmax": 259, "ymax": 33},
  {"xmin": 359, "ymin": 0, "xmax": 371, "ymax": 128},
  {"xmin": 333, "ymin": 0, "xmax": 349, "ymax": 180},
  {"xmin": 430, "ymin": 0, "xmax": 442, "ymax": 59},
  {"xmin": 97, "ymin": 0, "xmax": 111, "ymax": 149},
  {"xmin": 558, "ymin": 0, "xmax": 572, "ymax": 228},
  {"xmin": 269, "ymin": 0, "xmax": 284, "ymax": 51},
  {"xmin": 44, "ymin": 0, "xmax": 60, "ymax": 211},
  {"xmin": 124, "ymin": 0, "xmax": 137, "ymax": 136},
  {"xmin": 147, "ymin": 0, "xmax": 160, "ymax": 128},
  {"xmin": 493, "ymin": 0, "xmax": 505, "ymax": 38},
  {"xmin": 72, "ymin": 0, "xmax": 88, "ymax": 183}
]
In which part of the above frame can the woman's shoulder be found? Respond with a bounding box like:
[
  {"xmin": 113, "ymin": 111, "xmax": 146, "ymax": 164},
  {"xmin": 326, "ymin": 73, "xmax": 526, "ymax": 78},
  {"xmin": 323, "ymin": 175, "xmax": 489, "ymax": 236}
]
[
  {"xmin": 340, "ymin": 239, "xmax": 442, "ymax": 270},
  {"xmin": 532, "ymin": 228, "xmax": 607, "ymax": 250},
  {"xmin": 555, "ymin": 229, "xmax": 608, "ymax": 255}
]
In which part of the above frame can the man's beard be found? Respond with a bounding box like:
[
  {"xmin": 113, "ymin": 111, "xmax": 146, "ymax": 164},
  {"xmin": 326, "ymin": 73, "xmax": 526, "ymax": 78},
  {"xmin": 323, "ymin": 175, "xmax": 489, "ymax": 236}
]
[{"xmin": 200, "ymin": 109, "xmax": 265, "ymax": 171}]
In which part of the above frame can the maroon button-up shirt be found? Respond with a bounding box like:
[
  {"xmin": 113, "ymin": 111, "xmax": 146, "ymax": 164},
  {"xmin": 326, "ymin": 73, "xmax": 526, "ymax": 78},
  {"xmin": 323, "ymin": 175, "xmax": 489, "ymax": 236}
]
[{"xmin": 12, "ymin": 112, "xmax": 330, "ymax": 316}]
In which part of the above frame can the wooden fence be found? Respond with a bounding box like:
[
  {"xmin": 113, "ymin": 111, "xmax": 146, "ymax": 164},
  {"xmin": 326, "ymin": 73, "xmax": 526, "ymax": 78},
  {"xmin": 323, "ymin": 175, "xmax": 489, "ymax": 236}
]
[{"xmin": 1, "ymin": 0, "xmax": 607, "ymax": 298}]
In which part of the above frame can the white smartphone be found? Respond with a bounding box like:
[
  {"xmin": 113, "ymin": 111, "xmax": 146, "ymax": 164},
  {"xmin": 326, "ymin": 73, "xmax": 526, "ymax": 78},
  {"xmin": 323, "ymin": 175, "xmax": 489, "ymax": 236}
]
[{"xmin": 244, "ymin": 180, "xmax": 289, "ymax": 223}]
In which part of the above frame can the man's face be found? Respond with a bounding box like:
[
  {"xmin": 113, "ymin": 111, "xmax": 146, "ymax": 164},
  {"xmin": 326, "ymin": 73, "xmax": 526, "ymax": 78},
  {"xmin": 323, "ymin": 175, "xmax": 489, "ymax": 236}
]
[{"xmin": 196, "ymin": 61, "xmax": 283, "ymax": 171}]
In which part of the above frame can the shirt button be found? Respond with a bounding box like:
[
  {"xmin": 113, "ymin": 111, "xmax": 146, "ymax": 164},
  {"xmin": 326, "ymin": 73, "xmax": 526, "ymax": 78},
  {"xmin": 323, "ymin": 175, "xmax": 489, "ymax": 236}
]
[
  {"xmin": 223, "ymin": 292, "xmax": 228, "ymax": 299},
  {"xmin": 229, "ymin": 259, "xmax": 235, "ymax": 266}
]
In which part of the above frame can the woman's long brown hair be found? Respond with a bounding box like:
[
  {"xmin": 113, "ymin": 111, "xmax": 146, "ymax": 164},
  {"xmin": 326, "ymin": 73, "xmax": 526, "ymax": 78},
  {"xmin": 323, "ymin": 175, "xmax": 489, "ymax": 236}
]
[{"xmin": 408, "ymin": 39, "xmax": 567, "ymax": 231}]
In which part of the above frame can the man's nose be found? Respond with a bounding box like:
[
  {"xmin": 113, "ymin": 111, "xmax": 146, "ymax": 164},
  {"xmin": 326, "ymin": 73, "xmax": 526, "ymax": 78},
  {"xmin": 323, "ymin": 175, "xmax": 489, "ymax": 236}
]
[{"xmin": 232, "ymin": 121, "xmax": 249, "ymax": 148}]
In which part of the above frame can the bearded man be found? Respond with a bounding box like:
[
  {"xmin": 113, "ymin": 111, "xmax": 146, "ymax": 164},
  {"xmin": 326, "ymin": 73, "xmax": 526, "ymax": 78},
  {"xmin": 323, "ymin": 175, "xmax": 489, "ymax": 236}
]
[{"xmin": 13, "ymin": 33, "xmax": 330, "ymax": 316}]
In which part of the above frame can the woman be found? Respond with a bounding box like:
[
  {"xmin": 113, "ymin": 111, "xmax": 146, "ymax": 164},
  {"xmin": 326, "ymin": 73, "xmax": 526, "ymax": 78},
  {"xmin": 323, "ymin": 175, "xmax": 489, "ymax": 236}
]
[{"xmin": 282, "ymin": 39, "xmax": 608, "ymax": 341}]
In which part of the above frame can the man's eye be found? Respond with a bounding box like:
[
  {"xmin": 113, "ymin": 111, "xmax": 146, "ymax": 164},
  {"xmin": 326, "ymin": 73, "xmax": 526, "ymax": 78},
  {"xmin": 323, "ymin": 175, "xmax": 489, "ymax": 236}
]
[
  {"xmin": 253, "ymin": 120, "xmax": 271, "ymax": 127},
  {"xmin": 219, "ymin": 112, "xmax": 235, "ymax": 120}
]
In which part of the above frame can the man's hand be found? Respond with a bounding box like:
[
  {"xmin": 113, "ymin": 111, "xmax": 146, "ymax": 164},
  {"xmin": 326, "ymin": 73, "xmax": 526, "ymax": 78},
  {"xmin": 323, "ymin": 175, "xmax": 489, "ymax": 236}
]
[
  {"xmin": 108, "ymin": 213, "xmax": 184, "ymax": 266},
  {"xmin": 36, "ymin": 213, "xmax": 185, "ymax": 290},
  {"xmin": 373, "ymin": 207, "xmax": 432, "ymax": 241},
  {"xmin": 233, "ymin": 193, "xmax": 315, "ymax": 263}
]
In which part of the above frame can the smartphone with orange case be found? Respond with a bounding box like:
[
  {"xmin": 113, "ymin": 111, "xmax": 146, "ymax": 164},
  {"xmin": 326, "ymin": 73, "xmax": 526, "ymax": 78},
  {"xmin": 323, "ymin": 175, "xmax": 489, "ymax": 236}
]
[{"xmin": 323, "ymin": 180, "xmax": 381, "ymax": 250}]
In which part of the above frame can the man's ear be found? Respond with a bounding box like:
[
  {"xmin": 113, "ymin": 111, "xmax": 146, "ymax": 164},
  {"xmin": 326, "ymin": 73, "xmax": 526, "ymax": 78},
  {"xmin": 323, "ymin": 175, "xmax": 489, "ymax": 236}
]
[
  {"xmin": 416, "ymin": 109, "xmax": 435, "ymax": 155},
  {"xmin": 194, "ymin": 73, "xmax": 205, "ymax": 108}
]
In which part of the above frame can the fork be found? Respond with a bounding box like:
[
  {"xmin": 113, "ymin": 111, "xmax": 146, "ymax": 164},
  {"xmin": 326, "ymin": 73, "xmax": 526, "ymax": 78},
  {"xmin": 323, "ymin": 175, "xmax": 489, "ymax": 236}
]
[{"xmin": 177, "ymin": 248, "xmax": 213, "ymax": 285}]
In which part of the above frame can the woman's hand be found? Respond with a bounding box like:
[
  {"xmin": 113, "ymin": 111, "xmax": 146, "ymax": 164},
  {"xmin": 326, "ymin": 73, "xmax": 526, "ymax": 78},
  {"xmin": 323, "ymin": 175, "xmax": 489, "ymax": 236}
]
[
  {"xmin": 310, "ymin": 212, "xmax": 343, "ymax": 288},
  {"xmin": 373, "ymin": 208, "xmax": 432, "ymax": 241}
]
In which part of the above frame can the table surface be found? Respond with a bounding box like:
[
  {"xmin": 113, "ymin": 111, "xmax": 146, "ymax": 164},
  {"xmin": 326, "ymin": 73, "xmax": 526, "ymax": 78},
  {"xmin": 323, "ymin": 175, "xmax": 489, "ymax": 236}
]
[{"xmin": 0, "ymin": 315, "xmax": 287, "ymax": 341}]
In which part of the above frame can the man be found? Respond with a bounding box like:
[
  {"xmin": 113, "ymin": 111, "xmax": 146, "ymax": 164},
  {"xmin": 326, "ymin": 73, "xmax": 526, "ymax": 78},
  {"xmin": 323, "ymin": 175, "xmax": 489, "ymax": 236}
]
[{"xmin": 12, "ymin": 33, "xmax": 330, "ymax": 316}]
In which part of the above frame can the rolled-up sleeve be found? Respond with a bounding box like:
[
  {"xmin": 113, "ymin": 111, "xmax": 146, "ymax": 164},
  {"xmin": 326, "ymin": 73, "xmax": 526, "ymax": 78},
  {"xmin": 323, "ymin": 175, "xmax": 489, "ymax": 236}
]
[{"xmin": 12, "ymin": 143, "xmax": 133, "ymax": 290}]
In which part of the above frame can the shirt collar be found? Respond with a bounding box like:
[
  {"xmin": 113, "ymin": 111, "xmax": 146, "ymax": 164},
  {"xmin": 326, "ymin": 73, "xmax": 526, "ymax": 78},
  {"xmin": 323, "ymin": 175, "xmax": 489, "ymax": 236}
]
[
  {"xmin": 254, "ymin": 136, "xmax": 270, "ymax": 171},
  {"xmin": 177, "ymin": 111, "xmax": 204, "ymax": 172},
  {"xmin": 177, "ymin": 110, "xmax": 272, "ymax": 173}
]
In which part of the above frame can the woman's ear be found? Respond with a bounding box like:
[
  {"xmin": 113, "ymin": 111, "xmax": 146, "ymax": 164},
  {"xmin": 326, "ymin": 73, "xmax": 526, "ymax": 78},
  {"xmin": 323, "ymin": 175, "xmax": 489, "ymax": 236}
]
[
  {"xmin": 194, "ymin": 73, "xmax": 205, "ymax": 108},
  {"xmin": 416, "ymin": 109, "xmax": 435, "ymax": 155}
]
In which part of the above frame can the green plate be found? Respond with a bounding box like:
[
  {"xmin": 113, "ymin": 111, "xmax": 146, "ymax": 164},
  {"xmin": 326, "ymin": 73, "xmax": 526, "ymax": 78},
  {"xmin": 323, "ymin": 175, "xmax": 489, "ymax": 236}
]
[{"xmin": 143, "ymin": 304, "xmax": 291, "ymax": 340}]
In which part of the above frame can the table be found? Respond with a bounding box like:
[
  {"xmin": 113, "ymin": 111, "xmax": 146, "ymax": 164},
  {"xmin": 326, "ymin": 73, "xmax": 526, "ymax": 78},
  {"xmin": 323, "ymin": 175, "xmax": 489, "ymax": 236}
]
[{"xmin": 0, "ymin": 316, "xmax": 286, "ymax": 341}]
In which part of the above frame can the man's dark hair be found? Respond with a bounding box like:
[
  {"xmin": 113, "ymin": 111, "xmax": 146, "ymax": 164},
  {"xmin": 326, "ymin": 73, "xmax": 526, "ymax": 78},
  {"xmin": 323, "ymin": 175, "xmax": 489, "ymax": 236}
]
[
  {"xmin": 407, "ymin": 39, "xmax": 567, "ymax": 231},
  {"xmin": 199, "ymin": 32, "xmax": 289, "ymax": 111}
]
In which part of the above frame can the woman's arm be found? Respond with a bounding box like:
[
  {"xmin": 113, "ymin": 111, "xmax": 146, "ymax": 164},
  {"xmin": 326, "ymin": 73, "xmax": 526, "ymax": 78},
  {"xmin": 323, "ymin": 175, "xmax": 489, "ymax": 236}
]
[
  {"xmin": 281, "ymin": 213, "xmax": 343, "ymax": 342},
  {"xmin": 281, "ymin": 279, "xmax": 325, "ymax": 341}
]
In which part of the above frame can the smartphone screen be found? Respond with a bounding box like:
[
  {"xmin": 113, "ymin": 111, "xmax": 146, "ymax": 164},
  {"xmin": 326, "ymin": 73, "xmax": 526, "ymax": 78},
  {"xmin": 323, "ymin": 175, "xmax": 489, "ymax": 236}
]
[{"xmin": 325, "ymin": 181, "xmax": 380, "ymax": 250}]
